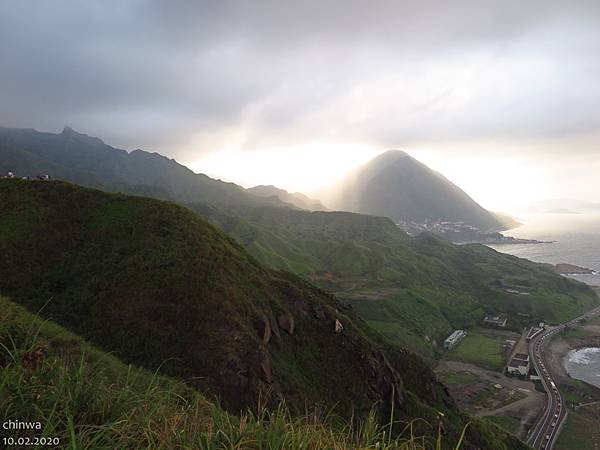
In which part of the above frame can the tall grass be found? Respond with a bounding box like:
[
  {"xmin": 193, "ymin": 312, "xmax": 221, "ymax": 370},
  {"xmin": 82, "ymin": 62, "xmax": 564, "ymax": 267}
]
[{"xmin": 0, "ymin": 305, "xmax": 466, "ymax": 449}]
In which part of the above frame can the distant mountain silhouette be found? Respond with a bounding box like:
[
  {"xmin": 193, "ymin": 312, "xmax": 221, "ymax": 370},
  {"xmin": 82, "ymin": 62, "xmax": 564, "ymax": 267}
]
[
  {"xmin": 530, "ymin": 198, "xmax": 600, "ymax": 214},
  {"xmin": 248, "ymin": 185, "xmax": 327, "ymax": 210},
  {"xmin": 329, "ymin": 150, "xmax": 504, "ymax": 231},
  {"xmin": 0, "ymin": 126, "xmax": 290, "ymax": 208}
]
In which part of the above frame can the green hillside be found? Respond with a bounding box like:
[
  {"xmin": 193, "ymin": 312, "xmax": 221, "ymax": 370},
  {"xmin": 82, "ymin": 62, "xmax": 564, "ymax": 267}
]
[
  {"xmin": 0, "ymin": 296, "xmax": 459, "ymax": 449},
  {"xmin": 195, "ymin": 205, "xmax": 599, "ymax": 358},
  {"xmin": 4, "ymin": 125, "xmax": 587, "ymax": 360},
  {"xmin": 248, "ymin": 184, "xmax": 328, "ymax": 210},
  {"xmin": 0, "ymin": 179, "xmax": 527, "ymax": 449}
]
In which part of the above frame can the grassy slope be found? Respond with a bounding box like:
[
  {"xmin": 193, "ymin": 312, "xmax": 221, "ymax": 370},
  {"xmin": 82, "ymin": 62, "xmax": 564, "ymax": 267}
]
[
  {"xmin": 0, "ymin": 180, "xmax": 526, "ymax": 449},
  {"xmin": 0, "ymin": 296, "xmax": 445, "ymax": 450},
  {"xmin": 194, "ymin": 205, "xmax": 599, "ymax": 358},
  {"xmin": 555, "ymin": 405, "xmax": 600, "ymax": 450}
]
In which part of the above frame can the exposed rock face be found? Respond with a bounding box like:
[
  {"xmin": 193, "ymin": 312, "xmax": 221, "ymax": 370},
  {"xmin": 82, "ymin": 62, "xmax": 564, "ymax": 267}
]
[
  {"xmin": 269, "ymin": 314, "xmax": 281, "ymax": 338},
  {"xmin": 260, "ymin": 354, "xmax": 274, "ymax": 384},
  {"xmin": 548, "ymin": 262, "xmax": 597, "ymax": 275},
  {"xmin": 278, "ymin": 312, "xmax": 295, "ymax": 335},
  {"xmin": 256, "ymin": 316, "xmax": 272, "ymax": 345},
  {"xmin": 335, "ymin": 319, "xmax": 344, "ymax": 333},
  {"xmin": 366, "ymin": 350, "xmax": 404, "ymax": 408}
]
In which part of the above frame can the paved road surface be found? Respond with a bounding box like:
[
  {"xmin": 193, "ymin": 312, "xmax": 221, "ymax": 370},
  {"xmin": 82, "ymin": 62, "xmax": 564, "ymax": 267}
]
[{"xmin": 527, "ymin": 305, "xmax": 600, "ymax": 449}]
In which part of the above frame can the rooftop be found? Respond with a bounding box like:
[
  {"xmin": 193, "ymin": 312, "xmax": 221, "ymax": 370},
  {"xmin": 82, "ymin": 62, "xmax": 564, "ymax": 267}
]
[{"xmin": 509, "ymin": 358, "xmax": 530, "ymax": 368}]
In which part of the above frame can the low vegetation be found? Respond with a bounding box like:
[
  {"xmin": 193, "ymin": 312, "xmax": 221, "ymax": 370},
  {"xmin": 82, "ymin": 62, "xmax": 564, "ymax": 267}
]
[
  {"xmin": 197, "ymin": 204, "xmax": 599, "ymax": 358},
  {"xmin": 0, "ymin": 297, "xmax": 465, "ymax": 450},
  {"xmin": 436, "ymin": 371, "xmax": 479, "ymax": 386},
  {"xmin": 3, "ymin": 126, "xmax": 598, "ymax": 365},
  {"xmin": 0, "ymin": 180, "xmax": 528, "ymax": 449},
  {"xmin": 486, "ymin": 416, "xmax": 522, "ymax": 435},
  {"xmin": 555, "ymin": 404, "xmax": 600, "ymax": 450},
  {"xmin": 445, "ymin": 331, "xmax": 508, "ymax": 371}
]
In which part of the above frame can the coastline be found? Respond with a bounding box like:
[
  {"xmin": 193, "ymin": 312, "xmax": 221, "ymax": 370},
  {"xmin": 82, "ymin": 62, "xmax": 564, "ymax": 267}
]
[
  {"xmin": 545, "ymin": 291, "xmax": 600, "ymax": 390},
  {"xmin": 545, "ymin": 321, "xmax": 600, "ymax": 390}
]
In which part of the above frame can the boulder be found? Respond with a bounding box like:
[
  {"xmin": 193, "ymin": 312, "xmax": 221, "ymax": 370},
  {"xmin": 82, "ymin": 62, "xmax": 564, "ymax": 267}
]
[
  {"xmin": 278, "ymin": 312, "xmax": 295, "ymax": 335},
  {"xmin": 269, "ymin": 314, "xmax": 281, "ymax": 338},
  {"xmin": 260, "ymin": 355, "xmax": 274, "ymax": 384},
  {"xmin": 256, "ymin": 316, "xmax": 272, "ymax": 345}
]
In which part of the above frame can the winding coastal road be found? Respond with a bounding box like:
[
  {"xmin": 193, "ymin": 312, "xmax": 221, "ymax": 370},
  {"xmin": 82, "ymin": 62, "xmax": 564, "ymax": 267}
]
[{"xmin": 527, "ymin": 305, "xmax": 600, "ymax": 449}]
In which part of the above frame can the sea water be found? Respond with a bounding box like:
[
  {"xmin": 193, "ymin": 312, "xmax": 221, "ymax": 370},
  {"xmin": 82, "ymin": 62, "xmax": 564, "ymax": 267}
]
[
  {"xmin": 490, "ymin": 213, "xmax": 600, "ymax": 388},
  {"xmin": 564, "ymin": 347, "xmax": 600, "ymax": 389},
  {"xmin": 489, "ymin": 212, "xmax": 600, "ymax": 286}
]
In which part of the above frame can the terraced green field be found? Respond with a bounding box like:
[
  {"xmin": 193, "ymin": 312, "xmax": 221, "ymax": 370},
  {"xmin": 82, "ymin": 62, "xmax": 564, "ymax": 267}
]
[{"xmin": 445, "ymin": 330, "xmax": 508, "ymax": 371}]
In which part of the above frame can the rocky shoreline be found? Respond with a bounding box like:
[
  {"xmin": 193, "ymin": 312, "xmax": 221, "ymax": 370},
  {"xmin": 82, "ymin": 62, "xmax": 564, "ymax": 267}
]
[
  {"xmin": 545, "ymin": 327, "xmax": 600, "ymax": 387},
  {"xmin": 455, "ymin": 232, "xmax": 553, "ymax": 245},
  {"xmin": 544, "ymin": 262, "xmax": 599, "ymax": 276}
]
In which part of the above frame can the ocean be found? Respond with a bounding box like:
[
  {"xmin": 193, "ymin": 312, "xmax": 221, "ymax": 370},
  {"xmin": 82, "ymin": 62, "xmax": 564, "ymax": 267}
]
[
  {"xmin": 489, "ymin": 212, "xmax": 600, "ymax": 287},
  {"xmin": 565, "ymin": 347, "xmax": 600, "ymax": 389},
  {"xmin": 489, "ymin": 213, "xmax": 600, "ymax": 388}
]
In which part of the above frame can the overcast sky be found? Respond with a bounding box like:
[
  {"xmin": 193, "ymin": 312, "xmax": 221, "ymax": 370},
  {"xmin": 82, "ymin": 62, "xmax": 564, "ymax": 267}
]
[{"xmin": 1, "ymin": 1, "xmax": 599, "ymax": 211}]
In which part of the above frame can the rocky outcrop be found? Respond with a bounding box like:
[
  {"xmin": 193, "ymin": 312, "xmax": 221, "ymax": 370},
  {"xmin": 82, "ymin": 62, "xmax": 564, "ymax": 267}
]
[
  {"xmin": 278, "ymin": 312, "xmax": 295, "ymax": 335},
  {"xmin": 259, "ymin": 354, "xmax": 274, "ymax": 384},
  {"xmin": 365, "ymin": 350, "xmax": 404, "ymax": 408},
  {"xmin": 269, "ymin": 314, "xmax": 281, "ymax": 338},
  {"xmin": 546, "ymin": 262, "xmax": 597, "ymax": 275},
  {"xmin": 256, "ymin": 315, "xmax": 272, "ymax": 345}
]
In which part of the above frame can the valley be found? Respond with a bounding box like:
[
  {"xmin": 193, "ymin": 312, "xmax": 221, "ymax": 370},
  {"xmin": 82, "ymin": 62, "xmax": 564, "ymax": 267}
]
[
  {"xmin": 0, "ymin": 179, "xmax": 531, "ymax": 449},
  {"xmin": 1, "ymin": 128, "xmax": 599, "ymax": 449},
  {"xmin": 2, "ymin": 3, "xmax": 599, "ymax": 448},
  {"xmin": 198, "ymin": 203, "xmax": 598, "ymax": 361}
]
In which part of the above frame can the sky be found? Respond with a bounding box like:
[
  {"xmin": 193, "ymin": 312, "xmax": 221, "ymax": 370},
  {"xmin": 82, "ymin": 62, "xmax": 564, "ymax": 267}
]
[{"xmin": 1, "ymin": 0, "xmax": 600, "ymax": 213}]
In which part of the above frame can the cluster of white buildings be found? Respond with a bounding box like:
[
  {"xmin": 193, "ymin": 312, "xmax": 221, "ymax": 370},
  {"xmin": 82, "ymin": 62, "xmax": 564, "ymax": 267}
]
[{"xmin": 2, "ymin": 171, "xmax": 51, "ymax": 180}]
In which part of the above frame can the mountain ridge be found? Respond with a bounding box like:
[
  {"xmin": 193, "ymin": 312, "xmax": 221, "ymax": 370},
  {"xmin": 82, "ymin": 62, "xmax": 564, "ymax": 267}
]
[
  {"xmin": 329, "ymin": 150, "xmax": 505, "ymax": 232},
  {"xmin": 248, "ymin": 184, "xmax": 327, "ymax": 210},
  {"xmin": 0, "ymin": 126, "xmax": 293, "ymax": 209}
]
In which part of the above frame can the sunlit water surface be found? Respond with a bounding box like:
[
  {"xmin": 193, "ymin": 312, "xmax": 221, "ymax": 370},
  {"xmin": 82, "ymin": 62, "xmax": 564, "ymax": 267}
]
[
  {"xmin": 489, "ymin": 213, "xmax": 600, "ymax": 286},
  {"xmin": 490, "ymin": 214, "xmax": 600, "ymax": 387}
]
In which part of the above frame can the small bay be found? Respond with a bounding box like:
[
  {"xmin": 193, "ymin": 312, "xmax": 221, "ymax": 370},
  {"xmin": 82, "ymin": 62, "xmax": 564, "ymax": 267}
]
[{"xmin": 564, "ymin": 347, "xmax": 600, "ymax": 389}]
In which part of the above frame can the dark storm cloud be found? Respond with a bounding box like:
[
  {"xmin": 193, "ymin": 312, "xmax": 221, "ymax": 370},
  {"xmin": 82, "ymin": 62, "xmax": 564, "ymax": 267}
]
[{"xmin": 1, "ymin": 0, "xmax": 599, "ymax": 157}]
